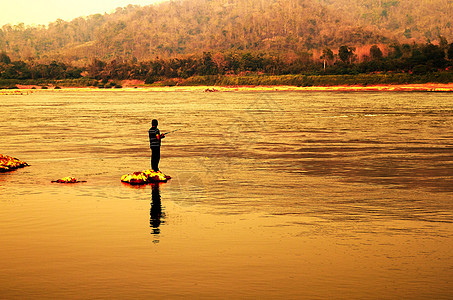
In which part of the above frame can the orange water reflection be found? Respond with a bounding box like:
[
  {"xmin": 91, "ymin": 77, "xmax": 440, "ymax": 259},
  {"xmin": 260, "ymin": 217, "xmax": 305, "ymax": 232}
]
[{"xmin": 1, "ymin": 90, "xmax": 452, "ymax": 298}]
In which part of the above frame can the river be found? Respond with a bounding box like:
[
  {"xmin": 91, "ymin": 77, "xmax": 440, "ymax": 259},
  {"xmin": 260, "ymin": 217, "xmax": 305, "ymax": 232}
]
[{"xmin": 1, "ymin": 89, "xmax": 452, "ymax": 299}]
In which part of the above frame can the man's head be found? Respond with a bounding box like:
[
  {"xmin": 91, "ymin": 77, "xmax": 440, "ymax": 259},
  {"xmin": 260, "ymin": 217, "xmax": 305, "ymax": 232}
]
[{"xmin": 152, "ymin": 119, "xmax": 158, "ymax": 127}]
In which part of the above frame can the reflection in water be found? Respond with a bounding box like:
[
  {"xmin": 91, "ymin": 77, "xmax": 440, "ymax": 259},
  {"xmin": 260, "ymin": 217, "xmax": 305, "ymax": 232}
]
[
  {"xmin": 150, "ymin": 183, "xmax": 165, "ymax": 240},
  {"xmin": 1, "ymin": 91, "xmax": 453, "ymax": 299}
]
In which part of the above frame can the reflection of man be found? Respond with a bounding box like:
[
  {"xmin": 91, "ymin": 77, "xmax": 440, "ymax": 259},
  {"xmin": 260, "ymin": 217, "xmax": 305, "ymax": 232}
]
[
  {"xmin": 148, "ymin": 119, "xmax": 165, "ymax": 171},
  {"xmin": 150, "ymin": 183, "xmax": 164, "ymax": 235}
]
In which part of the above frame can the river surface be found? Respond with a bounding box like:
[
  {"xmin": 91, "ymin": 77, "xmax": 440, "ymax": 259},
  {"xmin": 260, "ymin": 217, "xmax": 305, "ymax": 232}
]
[{"xmin": 1, "ymin": 90, "xmax": 452, "ymax": 299}]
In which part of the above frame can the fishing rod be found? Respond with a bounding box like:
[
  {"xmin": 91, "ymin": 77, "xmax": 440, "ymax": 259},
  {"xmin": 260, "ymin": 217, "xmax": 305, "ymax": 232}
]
[{"xmin": 163, "ymin": 128, "xmax": 181, "ymax": 136}]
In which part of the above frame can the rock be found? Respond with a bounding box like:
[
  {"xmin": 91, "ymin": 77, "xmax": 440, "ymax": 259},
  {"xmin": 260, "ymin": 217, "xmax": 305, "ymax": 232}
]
[
  {"xmin": 51, "ymin": 176, "xmax": 86, "ymax": 183},
  {"xmin": 121, "ymin": 169, "xmax": 171, "ymax": 185},
  {"xmin": 0, "ymin": 154, "xmax": 29, "ymax": 172}
]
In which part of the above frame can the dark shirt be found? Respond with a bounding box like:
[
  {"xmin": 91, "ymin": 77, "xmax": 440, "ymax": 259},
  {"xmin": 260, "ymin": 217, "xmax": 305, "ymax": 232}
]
[{"xmin": 149, "ymin": 127, "xmax": 161, "ymax": 147}]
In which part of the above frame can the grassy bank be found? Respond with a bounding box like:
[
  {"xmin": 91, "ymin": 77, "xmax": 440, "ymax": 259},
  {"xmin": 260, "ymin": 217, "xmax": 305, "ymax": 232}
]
[
  {"xmin": 0, "ymin": 78, "xmax": 97, "ymax": 89},
  {"xmin": 181, "ymin": 72, "xmax": 453, "ymax": 87},
  {"xmin": 1, "ymin": 72, "xmax": 452, "ymax": 89}
]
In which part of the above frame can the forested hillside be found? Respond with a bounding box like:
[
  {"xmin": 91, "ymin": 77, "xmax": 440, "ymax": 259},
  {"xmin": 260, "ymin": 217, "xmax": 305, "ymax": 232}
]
[
  {"xmin": 317, "ymin": 0, "xmax": 452, "ymax": 42},
  {"xmin": 0, "ymin": 0, "xmax": 451, "ymax": 65},
  {"xmin": 0, "ymin": 0, "xmax": 389, "ymax": 63}
]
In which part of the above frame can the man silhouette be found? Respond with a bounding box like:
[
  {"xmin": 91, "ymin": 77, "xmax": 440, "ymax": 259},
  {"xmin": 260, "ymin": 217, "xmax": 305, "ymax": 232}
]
[{"xmin": 148, "ymin": 119, "xmax": 165, "ymax": 171}]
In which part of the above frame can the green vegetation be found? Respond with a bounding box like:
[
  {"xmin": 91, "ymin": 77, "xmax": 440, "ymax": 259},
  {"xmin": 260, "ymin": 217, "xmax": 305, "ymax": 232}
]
[
  {"xmin": 1, "ymin": 41, "xmax": 452, "ymax": 87},
  {"xmin": 185, "ymin": 73, "xmax": 453, "ymax": 86},
  {"xmin": 0, "ymin": 77, "xmax": 96, "ymax": 89},
  {"xmin": 0, "ymin": 0, "xmax": 451, "ymax": 65}
]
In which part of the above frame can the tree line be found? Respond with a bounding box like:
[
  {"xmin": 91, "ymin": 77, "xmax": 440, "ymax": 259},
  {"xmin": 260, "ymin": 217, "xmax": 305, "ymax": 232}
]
[
  {"xmin": 0, "ymin": 54, "xmax": 83, "ymax": 80},
  {"xmin": 1, "ymin": 42, "xmax": 452, "ymax": 84}
]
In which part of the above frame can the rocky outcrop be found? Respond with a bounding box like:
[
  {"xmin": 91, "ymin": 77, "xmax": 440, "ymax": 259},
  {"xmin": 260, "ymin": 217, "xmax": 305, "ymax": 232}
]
[{"xmin": 0, "ymin": 154, "xmax": 29, "ymax": 172}]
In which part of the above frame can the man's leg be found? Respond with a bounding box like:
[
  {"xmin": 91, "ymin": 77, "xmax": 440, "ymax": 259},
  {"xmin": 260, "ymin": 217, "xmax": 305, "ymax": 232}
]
[{"xmin": 151, "ymin": 146, "xmax": 160, "ymax": 171}]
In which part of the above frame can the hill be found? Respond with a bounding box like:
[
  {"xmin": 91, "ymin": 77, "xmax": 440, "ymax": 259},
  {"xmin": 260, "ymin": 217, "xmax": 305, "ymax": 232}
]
[
  {"xmin": 317, "ymin": 0, "xmax": 453, "ymax": 42},
  {"xmin": 0, "ymin": 0, "xmax": 451, "ymax": 64},
  {"xmin": 0, "ymin": 0, "xmax": 387, "ymax": 63}
]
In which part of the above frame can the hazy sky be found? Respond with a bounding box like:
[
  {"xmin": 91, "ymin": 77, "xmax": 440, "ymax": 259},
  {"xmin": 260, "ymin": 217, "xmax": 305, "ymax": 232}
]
[{"xmin": 0, "ymin": 0, "xmax": 163, "ymax": 26}]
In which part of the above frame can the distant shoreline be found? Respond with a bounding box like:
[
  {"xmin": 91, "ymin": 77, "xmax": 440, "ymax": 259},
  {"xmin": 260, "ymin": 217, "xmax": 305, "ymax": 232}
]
[
  {"xmin": 2, "ymin": 73, "xmax": 453, "ymax": 92},
  {"xmin": 5, "ymin": 82, "xmax": 453, "ymax": 93}
]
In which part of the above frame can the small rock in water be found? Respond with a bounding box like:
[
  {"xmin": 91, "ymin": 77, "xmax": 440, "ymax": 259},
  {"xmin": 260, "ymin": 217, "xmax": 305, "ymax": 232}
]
[
  {"xmin": 121, "ymin": 169, "xmax": 171, "ymax": 185},
  {"xmin": 51, "ymin": 176, "xmax": 86, "ymax": 183},
  {"xmin": 0, "ymin": 154, "xmax": 29, "ymax": 172}
]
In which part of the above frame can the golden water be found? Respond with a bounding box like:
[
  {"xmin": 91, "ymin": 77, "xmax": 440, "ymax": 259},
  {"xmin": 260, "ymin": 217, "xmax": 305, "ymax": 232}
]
[{"xmin": 1, "ymin": 90, "xmax": 452, "ymax": 299}]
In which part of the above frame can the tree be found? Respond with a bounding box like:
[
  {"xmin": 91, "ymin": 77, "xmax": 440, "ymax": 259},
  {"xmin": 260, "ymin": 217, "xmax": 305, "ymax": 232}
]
[
  {"xmin": 422, "ymin": 43, "xmax": 446, "ymax": 69},
  {"xmin": 3, "ymin": 61, "xmax": 31, "ymax": 79},
  {"xmin": 370, "ymin": 45, "xmax": 383, "ymax": 60},
  {"xmin": 199, "ymin": 52, "xmax": 217, "ymax": 75},
  {"xmin": 338, "ymin": 45, "xmax": 355, "ymax": 64},
  {"xmin": 0, "ymin": 52, "xmax": 11, "ymax": 64},
  {"xmin": 321, "ymin": 48, "xmax": 334, "ymax": 61},
  {"xmin": 211, "ymin": 53, "xmax": 228, "ymax": 74},
  {"xmin": 438, "ymin": 35, "xmax": 448, "ymax": 51},
  {"xmin": 320, "ymin": 48, "xmax": 334, "ymax": 70},
  {"xmin": 448, "ymin": 43, "xmax": 453, "ymax": 60},
  {"xmin": 48, "ymin": 61, "xmax": 66, "ymax": 79},
  {"xmin": 87, "ymin": 59, "xmax": 107, "ymax": 79},
  {"xmin": 389, "ymin": 44, "xmax": 402, "ymax": 59},
  {"xmin": 241, "ymin": 52, "xmax": 264, "ymax": 71}
]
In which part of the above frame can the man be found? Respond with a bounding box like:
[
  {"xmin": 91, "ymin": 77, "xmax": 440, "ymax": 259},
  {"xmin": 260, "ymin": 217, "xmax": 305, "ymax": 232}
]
[{"xmin": 148, "ymin": 119, "xmax": 165, "ymax": 171}]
